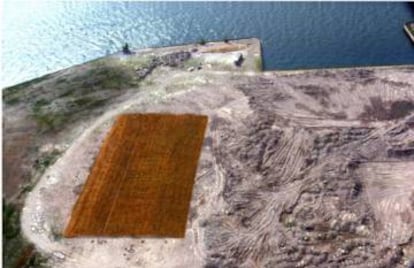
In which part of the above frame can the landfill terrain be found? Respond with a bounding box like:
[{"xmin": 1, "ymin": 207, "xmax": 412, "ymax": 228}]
[{"xmin": 3, "ymin": 38, "xmax": 414, "ymax": 267}]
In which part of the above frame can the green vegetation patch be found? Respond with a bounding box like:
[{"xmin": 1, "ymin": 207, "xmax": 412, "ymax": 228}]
[
  {"xmin": 3, "ymin": 201, "xmax": 20, "ymax": 241},
  {"xmin": 4, "ymin": 95, "xmax": 21, "ymax": 105},
  {"xmin": 3, "ymin": 74, "xmax": 53, "ymax": 106},
  {"xmin": 198, "ymin": 38, "xmax": 207, "ymax": 45},
  {"xmin": 67, "ymin": 63, "xmax": 139, "ymax": 94},
  {"xmin": 31, "ymin": 97, "xmax": 109, "ymax": 132},
  {"xmin": 407, "ymin": 22, "xmax": 414, "ymax": 35},
  {"xmin": 30, "ymin": 108, "xmax": 70, "ymax": 133},
  {"xmin": 3, "ymin": 74, "xmax": 52, "ymax": 93},
  {"xmin": 255, "ymin": 56, "xmax": 263, "ymax": 72},
  {"xmin": 121, "ymin": 54, "xmax": 155, "ymax": 69},
  {"xmin": 3, "ymin": 200, "xmax": 24, "ymax": 267},
  {"xmin": 3, "ymin": 87, "xmax": 24, "ymax": 106},
  {"xmin": 183, "ymin": 58, "xmax": 202, "ymax": 69},
  {"xmin": 3, "ymin": 200, "xmax": 49, "ymax": 268},
  {"xmin": 29, "ymin": 61, "xmax": 140, "ymax": 133},
  {"xmin": 58, "ymin": 62, "xmax": 140, "ymax": 96},
  {"xmin": 33, "ymin": 149, "xmax": 62, "ymax": 173},
  {"xmin": 24, "ymin": 251, "xmax": 49, "ymax": 268}
]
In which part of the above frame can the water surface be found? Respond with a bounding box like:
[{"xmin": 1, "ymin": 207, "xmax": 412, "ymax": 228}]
[{"xmin": 2, "ymin": 2, "xmax": 414, "ymax": 88}]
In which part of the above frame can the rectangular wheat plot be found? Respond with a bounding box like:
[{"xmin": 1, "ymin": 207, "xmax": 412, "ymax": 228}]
[{"xmin": 64, "ymin": 114, "xmax": 208, "ymax": 237}]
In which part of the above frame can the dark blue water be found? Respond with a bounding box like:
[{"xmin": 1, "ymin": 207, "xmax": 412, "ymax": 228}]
[{"xmin": 2, "ymin": 2, "xmax": 414, "ymax": 88}]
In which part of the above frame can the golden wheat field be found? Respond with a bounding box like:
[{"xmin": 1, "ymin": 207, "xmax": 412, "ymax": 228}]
[{"xmin": 63, "ymin": 113, "xmax": 208, "ymax": 238}]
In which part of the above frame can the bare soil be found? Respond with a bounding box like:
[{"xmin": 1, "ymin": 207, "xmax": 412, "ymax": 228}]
[{"xmin": 4, "ymin": 38, "xmax": 414, "ymax": 267}]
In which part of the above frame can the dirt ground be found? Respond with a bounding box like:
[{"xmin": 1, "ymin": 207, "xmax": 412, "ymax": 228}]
[
  {"xmin": 3, "ymin": 38, "xmax": 261, "ymax": 201},
  {"xmin": 4, "ymin": 38, "xmax": 414, "ymax": 267},
  {"xmin": 20, "ymin": 64, "xmax": 414, "ymax": 267}
]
